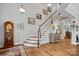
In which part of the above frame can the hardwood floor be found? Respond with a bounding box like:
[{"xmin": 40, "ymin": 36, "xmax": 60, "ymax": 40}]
[
  {"xmin": 24, "ymin": 39, "xmax": 79, "ymax": 56},
  {"xmin": 0, "ymin": 38, "xmax": 79, "ymax": 56}
]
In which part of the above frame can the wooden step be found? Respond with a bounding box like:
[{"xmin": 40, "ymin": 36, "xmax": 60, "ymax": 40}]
[
  {"xmin": 23, "ymin": 41, "xmax": 38, "ymax": 44},
  {"xmin": 23, "ymin": 43, "xmax": 38, "ymax": 47},
  {"xmin": 25, "ymin": 39, "xmax": 39, "ymax": 43},
  {"xmin": 43, "ymin": 28, "xmax": 48, "ymax": 30},
  {"xmin": 36, "ymin": 34, "xmax": 44, "ymax": 36},
  {"xmin": 42, "ymin": 29, "xmax": 47, "ymax": 31},
  {"xmin": 29, "ymin": 35, "xmax": 38, "ymax": 38},
  {"xmin": 26, "ymin": 38, "xmax": 41, "ymax": 41},
  {"xmin": 41, "ymin": 31, "xmax": 47, "ymax": 33},
  {"xmin": 41, "ymin": 32, "xmax": 46, "ymax": 34},
  {"xmin": 26, "ymin": 38, "xmax": 38, "ymax": 41}
]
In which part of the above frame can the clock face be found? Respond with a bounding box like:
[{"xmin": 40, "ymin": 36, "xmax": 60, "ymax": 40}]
[
  {"xmin": 5, "ymin": 24, "xmax": 12, "ymax": 40},
  {"xmin": 6, "ymin": 24, "xmax": 12, "ymax": 30}
]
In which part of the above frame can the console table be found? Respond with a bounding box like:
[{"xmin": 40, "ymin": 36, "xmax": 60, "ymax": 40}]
[{"xmin": 49, "ymin": 33, "xmax": 60, "ymax": 43}]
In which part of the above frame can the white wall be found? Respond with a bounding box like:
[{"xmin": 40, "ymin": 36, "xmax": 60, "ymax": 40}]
[
  {"xmin": 0, "ymin": 3, "xmax": 57, "ymax": 48},
  {"xmin": 66, "ymin": 3, "xmax": 79, "ymax": 45},
  {"xmin": 71, "ymin": 18, "xmax": 79, "ymax": 45}
]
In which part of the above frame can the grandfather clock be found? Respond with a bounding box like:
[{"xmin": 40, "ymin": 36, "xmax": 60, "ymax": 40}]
[{"xmin": 4, "ymin": 21, "xmax": 14, "ymax": 48}]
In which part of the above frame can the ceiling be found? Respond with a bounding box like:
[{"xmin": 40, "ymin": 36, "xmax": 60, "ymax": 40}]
[{"xmin": 59, "ymin": 3, "xmax": 75, "ymax": 20}]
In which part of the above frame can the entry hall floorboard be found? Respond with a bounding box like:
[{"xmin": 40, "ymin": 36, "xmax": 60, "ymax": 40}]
[{"xmin": 24, "ymin": 39, "xmax": 79, "ymax": 56}]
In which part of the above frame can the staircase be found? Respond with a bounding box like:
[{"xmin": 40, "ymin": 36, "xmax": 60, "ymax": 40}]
[
  {"xmin": 23, "ymin": 3, "xmax": 72, "ymax": 48},
  {"xmin": 23, "ymin": 26, "xmax": 52, "ymax": 47},
  {"xmin": 23, "ymin": 10, "xmax": 57, "ymax": 48},
  {"xmin": 23, "ymin": 28, "xmax": 51, "ymax": 47}
]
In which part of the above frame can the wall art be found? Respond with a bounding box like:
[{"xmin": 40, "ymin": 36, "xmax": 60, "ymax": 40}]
[
  {"xmin": 36, "ymin": 14, "xmax": 42, "ymax": 19},
  {"xmin": 43, "ymin": 9, "xmax": 48, "ymax": 15},
  {"xmin": 28, "ymin": 17, "xmax": 35, "ymax": 25},
  {"xmin": 17, "ymin": 23, "xmax": 24, "ymax": 30},
  {"xmin": 47, "ymin": 7, "xmax": 52, "ymax": 12}
]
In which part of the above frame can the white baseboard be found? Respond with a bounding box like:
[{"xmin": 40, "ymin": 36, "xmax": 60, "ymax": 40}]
[
  {"xmin": 14, "ymin": 42, "xmax": 23, "ymax": 45},
  {"xmin": 40, "ymin": 41, "xmax": 49, "ymax": 45},
  {"xmin": 71, "ymin": 42, "xmax": 79, "ymax": 45},
  {"xmin": 0, "ymin": 42, "xmax": 23, "ymax": 48},
  {"xmin": 0, "ymin": 44, "xmax": 3, "ymax": 48}
]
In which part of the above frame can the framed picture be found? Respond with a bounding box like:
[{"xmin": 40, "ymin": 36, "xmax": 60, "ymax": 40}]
[
  {"xmin": 43, "ymin": 9, "xmax": 48, "ymax": 15},
  {"xmin": 47, "ymin": 7, "xmax": 52, "ymax": 12},
  {"xmin": 20, "ymin": 23, "xmax": 24, "ymax": 30},
  {"xmin": 36, "ymin": 14, "xmax": 42, "ymax": 19},
  {"xmin": 17, "ymin": 24, "xmax": 20, "ymax": 28},
  {"xmin": 28, "ymin": 17, "xmax": 35, "ymax": 25},
  {"xmin": 17, "ymin": 23, "xmax": 24, "ymax": 30}
]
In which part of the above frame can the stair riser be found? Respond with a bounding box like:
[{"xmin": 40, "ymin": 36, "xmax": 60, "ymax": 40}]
[
  {"xmin": 41, "ymin": 32, "xmax": 46, "ymax": 35},
  {"xmin": 43, "ymin": 27, "xmax": 51, "ymax": 30},
  {"xmin": 28, "ymin": 38, "xmax": 38, "ymax": 39},
  {"xmin": 27, "ymin": 38, "xmax": 41, "ymax": 41},
  {"xmin": 23, "ymin": 43, "xmax": 39, "ymax": 47},
  {"xmin": 24, "ymin": 40, "xmax": 39, "ymax": 43}
]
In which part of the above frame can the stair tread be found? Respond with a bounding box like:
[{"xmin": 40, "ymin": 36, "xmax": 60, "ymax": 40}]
[
  {"xmin": 29, "ymin": 36, "xmax": 38, "ymax": 38},
  {"xmin": 24, "ymin": 40, "xmax": 38, "ymax": 42},
  {"xmin": 41, "ymin": 32, "xmax": 46, "ymax": 34},
  {"xmin": 26, "ymin": 38, "xmax": 41, "ymax": 41},
  {"xmin": 42, "ymin": 29, "xmax": 47, "ymax": 31},
  {"xmin": 23, "ymin": 41, "xmax": 38, "ymax": 44},
  {"xmin": 36, "ymin": 34, "xmax": 44, "ymax": 36},
  {"xmin": 23, "ymin": 43, "xmax": 38, "ymax": 47}
]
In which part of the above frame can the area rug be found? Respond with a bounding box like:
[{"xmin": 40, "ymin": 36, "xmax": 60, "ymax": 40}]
[{"xmin": 0, "ymin": 45, "xmax": 27, "ymax": 56}]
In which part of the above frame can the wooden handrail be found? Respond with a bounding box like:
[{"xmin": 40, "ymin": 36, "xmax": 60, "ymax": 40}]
[
  {"xmin": 37, "ymin": 10, "xmax": 57, "ymax": 47},
  {"xmin": 40, "ymin": 10, "xmax": 57, "ymax": 26}
]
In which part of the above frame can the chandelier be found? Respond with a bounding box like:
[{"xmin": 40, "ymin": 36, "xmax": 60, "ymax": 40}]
[
  {"xmin": 47, "ymin": 3, "xmax": 52, "ymax": 7},
  {"xmin": 19, "ymin": 4, "xmax": 26, "ymax": 14}
]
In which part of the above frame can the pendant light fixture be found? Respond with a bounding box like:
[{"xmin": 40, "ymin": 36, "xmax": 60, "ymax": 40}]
[
  {"xmin": 47, "ymin": 3, "xmax": 52, "ymax": 7},
  {"xmin": 19, "ymin": 4, "xmax": 26, "ymax": 14}
]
